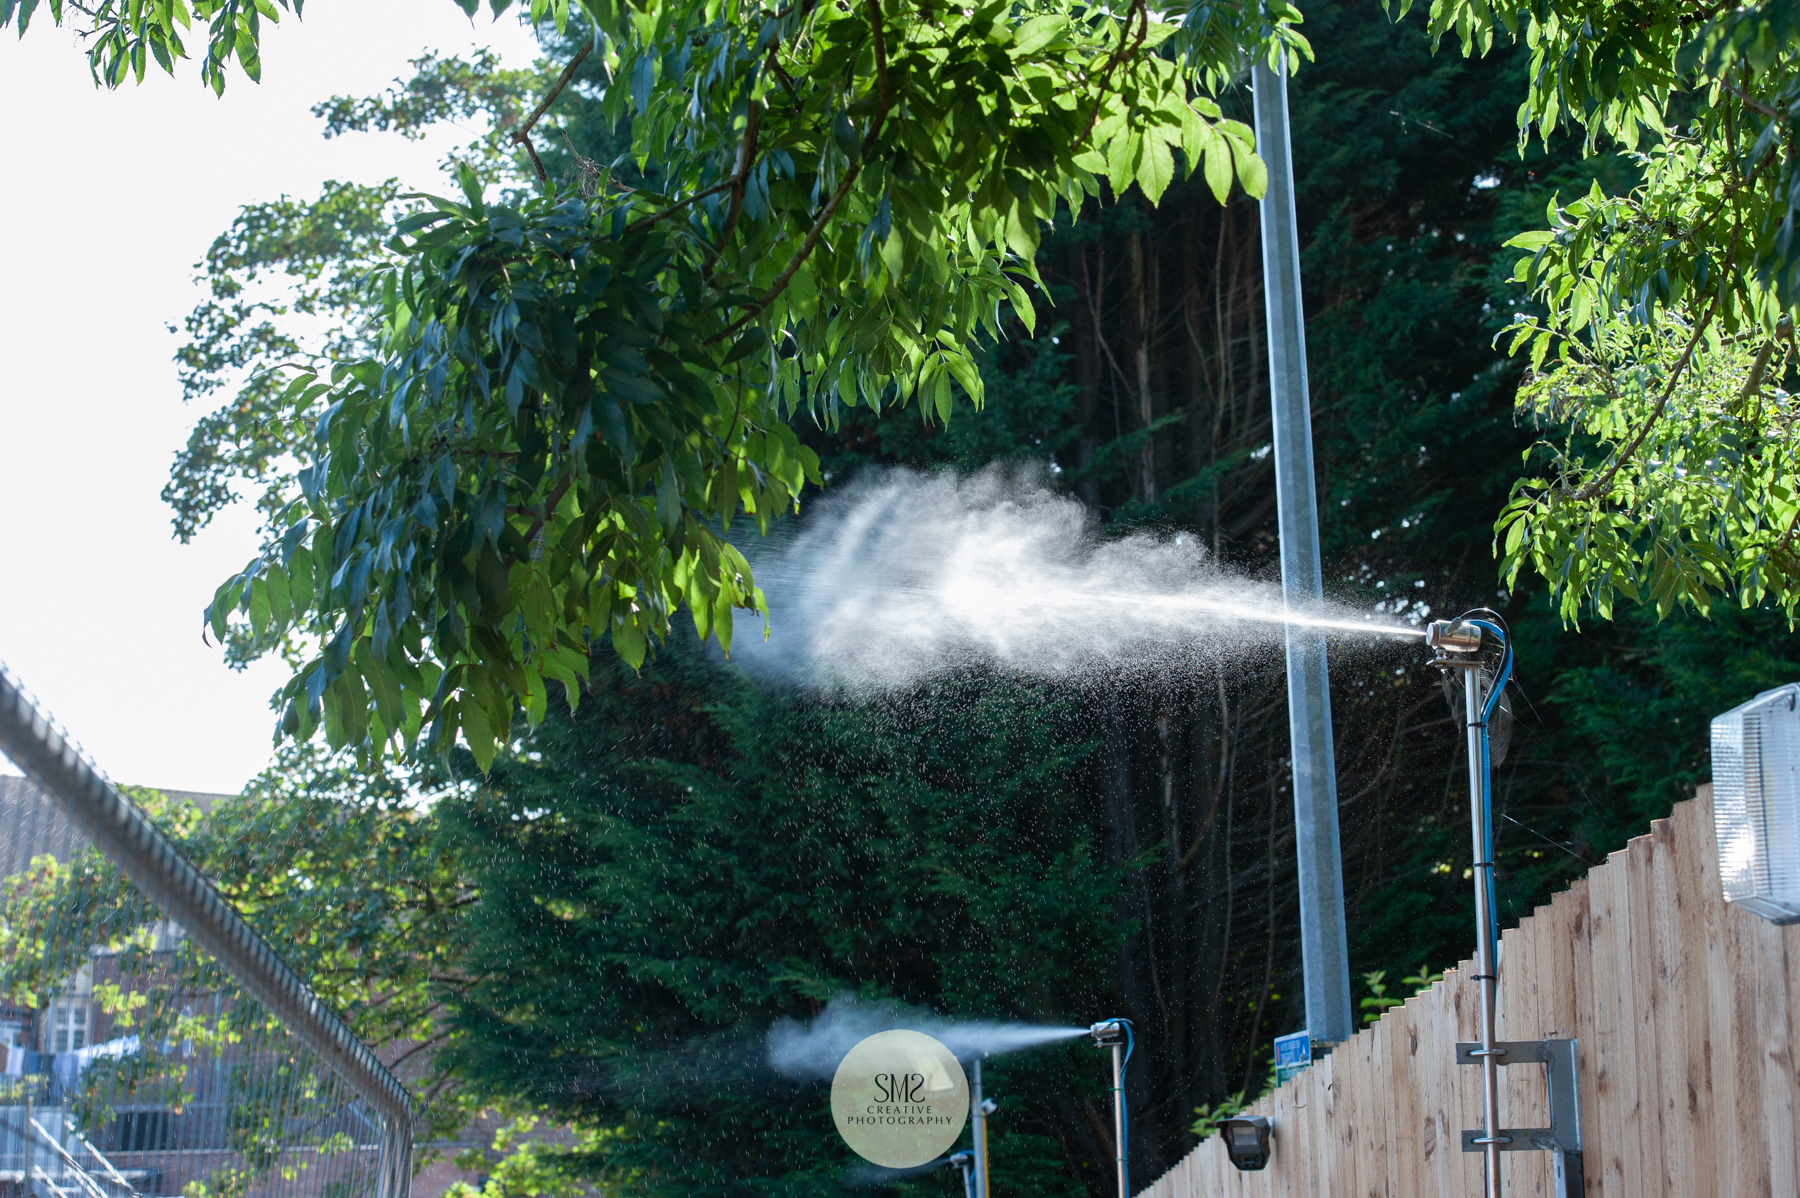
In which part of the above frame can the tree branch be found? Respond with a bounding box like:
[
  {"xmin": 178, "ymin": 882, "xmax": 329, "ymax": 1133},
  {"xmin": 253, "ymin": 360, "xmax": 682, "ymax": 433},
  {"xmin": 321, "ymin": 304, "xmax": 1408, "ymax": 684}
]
[
  {"xmin": 511, "ymin": 41, "xmax": 597, "ymax": 184},
  {"xmin": 620, "ymin": 179, "xmax": 738, "ymax": 236},
  {"xmin": 1720, "ymin": 76, "xmax": 1781, "ymax": 119},
  {"xmin": 715, "ymin": 101, "xmax": 765, "ymax": 253},
  {"xmin": 1571, "ymin": 295, "xmax": 1720, "ymax": 502},
  {"xmin": 1071, "ymin": 0, "xmax": 1148, "ymax": 151},
  {"xmin": 520, "ymin": 477, "xmax": 574, "ymax": 550},
  {"xmin": 706, "ymin": 0, "xmax": 893, "ymax": 346}
]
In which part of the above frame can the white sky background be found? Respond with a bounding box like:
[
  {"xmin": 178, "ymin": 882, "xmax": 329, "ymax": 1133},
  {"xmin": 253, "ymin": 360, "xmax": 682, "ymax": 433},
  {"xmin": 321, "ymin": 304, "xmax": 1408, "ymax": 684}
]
[{"xmin": 0, "ymin": 2, "xmax": 544, "ymax": 793}]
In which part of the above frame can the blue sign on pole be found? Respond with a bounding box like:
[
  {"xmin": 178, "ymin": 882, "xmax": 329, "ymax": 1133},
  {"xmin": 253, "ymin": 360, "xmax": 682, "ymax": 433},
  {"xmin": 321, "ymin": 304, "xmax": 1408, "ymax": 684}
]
[{"xmin": 1273, "ymin": 1030, "xmax": 1312, "ymax": 1086}]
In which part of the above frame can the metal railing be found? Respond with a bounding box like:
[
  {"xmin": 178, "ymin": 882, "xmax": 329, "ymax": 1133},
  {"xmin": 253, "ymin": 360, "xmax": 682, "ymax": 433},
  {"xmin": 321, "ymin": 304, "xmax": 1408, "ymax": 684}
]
[{"xmin": 0, "ymin": 661, "xmax": 412, "ymax": 1198}]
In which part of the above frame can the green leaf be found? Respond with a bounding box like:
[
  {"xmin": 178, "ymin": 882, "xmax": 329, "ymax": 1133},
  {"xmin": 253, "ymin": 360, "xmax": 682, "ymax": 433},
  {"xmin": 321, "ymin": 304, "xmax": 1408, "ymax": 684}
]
[{"xmin": 1136, "ymin": 134, "xmax": 1175, "ymax": 203}]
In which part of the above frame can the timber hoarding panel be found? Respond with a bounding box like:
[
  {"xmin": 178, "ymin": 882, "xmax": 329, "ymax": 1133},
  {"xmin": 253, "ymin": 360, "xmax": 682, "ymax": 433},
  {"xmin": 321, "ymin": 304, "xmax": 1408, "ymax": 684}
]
[{"xmin": 1135, "ymin": 786, "xmax": 1800, "ymax": 1198}]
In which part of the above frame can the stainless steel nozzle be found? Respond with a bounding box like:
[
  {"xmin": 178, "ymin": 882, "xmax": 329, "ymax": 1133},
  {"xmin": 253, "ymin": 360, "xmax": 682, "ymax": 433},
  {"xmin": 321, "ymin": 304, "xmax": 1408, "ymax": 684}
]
[
  {"xmin": 1090, "ymin": 1019, "xmax": 1125, "ymax": 1047},
  {"xmin": 1425, "ymin": 620, "xmax": 1482, "ymax": 654}
]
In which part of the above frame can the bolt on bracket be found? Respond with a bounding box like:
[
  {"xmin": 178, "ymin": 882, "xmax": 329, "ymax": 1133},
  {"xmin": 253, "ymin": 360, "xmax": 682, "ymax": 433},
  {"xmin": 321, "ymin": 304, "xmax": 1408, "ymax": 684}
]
[{"xmin": 1456, "ymin": 1038, "xmax": 1583, "ymax": 1198}]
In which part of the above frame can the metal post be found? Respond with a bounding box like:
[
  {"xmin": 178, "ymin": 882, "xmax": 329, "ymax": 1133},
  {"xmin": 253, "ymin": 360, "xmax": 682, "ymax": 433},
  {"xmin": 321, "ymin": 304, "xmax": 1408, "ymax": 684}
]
[
  {"xmin": 1110, "ymin": 1043, "xmax": 1127, "ymax": 1198},
  {"xmin": 22, "ymin": 1083, "xmax": 32, "ymax": 1198},
  {"xmin": 1464, "ymin": 665, "xmax": 1502, "ymax": 1198},
  {"xmin": 971, "ymin": 1058, "xmax": 988, "ymax": 1198},
  {"xmin": 1252, "ymin": 55, "xmax": 1353, "ymax": 1046},
  {"xmin": 950, "ymin": 1152, "xmax": 976, "ymax": 1198}
]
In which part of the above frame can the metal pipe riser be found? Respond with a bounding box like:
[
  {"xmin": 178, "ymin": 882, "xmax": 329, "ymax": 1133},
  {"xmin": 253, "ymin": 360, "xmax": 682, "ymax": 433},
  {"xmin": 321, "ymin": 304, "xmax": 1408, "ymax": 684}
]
[{"xmin": 1462, "ymin": 664, "xmax": 1502, "ymax": 1198}]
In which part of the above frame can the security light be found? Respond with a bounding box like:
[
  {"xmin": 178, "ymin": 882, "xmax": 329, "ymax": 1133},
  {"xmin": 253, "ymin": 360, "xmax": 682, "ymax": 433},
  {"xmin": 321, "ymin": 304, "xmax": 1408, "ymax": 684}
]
[
  {"xmin": 1712, "ymin": 683, "xmax": 1800, "ymax": 924},
  {"xmin": 1221, "ymin": 1116, "xmax": 1271, "ymax": 1171}
]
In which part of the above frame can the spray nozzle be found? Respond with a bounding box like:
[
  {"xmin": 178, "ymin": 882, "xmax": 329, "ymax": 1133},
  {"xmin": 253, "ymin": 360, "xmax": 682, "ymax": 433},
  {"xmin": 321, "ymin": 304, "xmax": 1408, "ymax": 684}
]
[
  {"xmin": 1425, "ymin": 620, "xmax": 1482, "ymax": 655},
  {"xmin": 1089, "ymin": 1019, "xmax": 1126, "ymax": 1047}
]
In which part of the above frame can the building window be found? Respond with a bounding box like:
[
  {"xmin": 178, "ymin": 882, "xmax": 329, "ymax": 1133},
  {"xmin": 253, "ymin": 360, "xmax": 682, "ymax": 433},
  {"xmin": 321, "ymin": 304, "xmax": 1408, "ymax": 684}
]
[{"xmin": 51, "ymin": 1001, "xmax": 88, "ymax": 1052}]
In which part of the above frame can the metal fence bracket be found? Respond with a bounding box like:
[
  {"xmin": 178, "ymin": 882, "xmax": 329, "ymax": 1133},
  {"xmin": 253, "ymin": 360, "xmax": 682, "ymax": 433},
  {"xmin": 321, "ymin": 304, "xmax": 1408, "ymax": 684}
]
[{"xmin": 1456, "ymin": 1038, "xmax": 1582, "ymax": 1197}]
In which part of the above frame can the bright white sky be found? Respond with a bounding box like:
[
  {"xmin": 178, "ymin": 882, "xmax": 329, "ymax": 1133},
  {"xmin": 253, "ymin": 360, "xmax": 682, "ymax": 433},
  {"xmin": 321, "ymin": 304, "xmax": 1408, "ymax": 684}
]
[{"xmin": 0, "ymin": 2, "xmax": 543, "ymax": 793}]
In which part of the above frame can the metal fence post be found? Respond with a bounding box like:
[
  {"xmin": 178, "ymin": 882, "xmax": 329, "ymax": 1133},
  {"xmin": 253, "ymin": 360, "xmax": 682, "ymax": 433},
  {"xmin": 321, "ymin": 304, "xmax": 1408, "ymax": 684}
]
[{"xmin": 1252, "ymin": 55, "xmax": 1354, "ymax": 1046}]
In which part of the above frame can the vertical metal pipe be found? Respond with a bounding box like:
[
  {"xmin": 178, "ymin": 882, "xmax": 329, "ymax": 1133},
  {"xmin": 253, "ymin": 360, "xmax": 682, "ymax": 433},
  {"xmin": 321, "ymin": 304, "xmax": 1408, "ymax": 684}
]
[
  {"xmin": 1464, "ymin": 665, "xmax": 1501, "ymax": 1198},
  {"xmin": 971, "ymin": 1058, "xmax": 988, "ymax": 1198},
  {"xmin": 1252, "ymin": 55, "xmax": 1353, "ymax": 1046},
  {"xmin": 1110, "ymin": 1044, "xmax": 1127, "ymax": 1198},
  {"xmin": 23, "ymin": 1082, "xmax": 32, "ymax": 1198}
]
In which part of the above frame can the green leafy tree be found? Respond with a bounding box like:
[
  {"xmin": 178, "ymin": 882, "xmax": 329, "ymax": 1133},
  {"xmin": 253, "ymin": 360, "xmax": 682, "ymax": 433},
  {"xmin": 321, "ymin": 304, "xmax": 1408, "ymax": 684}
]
[
  {"xmin": 6, "ymin": 0, "xmax": 1300, "ymax": 770},
  {"xmin": 1366, "ymin": 0, "xmax": 1800, "ymax": 620}
]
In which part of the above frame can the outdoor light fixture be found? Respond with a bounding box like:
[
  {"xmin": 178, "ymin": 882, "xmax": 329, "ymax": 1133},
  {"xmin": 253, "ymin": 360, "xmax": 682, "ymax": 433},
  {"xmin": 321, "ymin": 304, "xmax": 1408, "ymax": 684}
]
[
  {"xmin": 1221, "ymin": 1116, "xmax": 1272, "ymax": 1171},
  {"xmin": 1089, "ymin": 1019, "xmax": 1132, "ymax": 1198},
  {"xmin": 1712, "ymin": 683, "xmax": 1800, "ymax": 924}
]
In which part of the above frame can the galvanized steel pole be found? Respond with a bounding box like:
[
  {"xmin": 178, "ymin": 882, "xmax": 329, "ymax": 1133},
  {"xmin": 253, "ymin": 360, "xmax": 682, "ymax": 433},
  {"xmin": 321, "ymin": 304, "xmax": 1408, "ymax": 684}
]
[{"xmin": 1252, "ymin": 56, "xmax": 1354, "ymax": 1047}]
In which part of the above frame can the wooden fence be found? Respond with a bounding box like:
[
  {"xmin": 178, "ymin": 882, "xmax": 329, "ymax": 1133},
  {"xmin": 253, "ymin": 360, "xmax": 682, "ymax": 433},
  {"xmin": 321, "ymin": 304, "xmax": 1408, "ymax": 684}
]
[{"xmin": 1138, "ymin": 785, "xmax": 1800, "ymax": 1197}]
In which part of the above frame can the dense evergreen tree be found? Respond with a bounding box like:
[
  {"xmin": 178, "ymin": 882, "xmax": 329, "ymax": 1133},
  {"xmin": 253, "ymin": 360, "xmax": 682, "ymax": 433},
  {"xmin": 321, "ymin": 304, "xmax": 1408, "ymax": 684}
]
[{"xmin": 437, "ymin": 648, "xmax": 1118, "ymax": 1196}]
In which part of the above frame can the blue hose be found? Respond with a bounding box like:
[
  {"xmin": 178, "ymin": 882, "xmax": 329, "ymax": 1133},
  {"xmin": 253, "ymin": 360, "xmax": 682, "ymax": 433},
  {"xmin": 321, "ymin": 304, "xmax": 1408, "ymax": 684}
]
[{"xmin": 1468, "ymin": 619, "xmax": 1512, "ymax": 961}]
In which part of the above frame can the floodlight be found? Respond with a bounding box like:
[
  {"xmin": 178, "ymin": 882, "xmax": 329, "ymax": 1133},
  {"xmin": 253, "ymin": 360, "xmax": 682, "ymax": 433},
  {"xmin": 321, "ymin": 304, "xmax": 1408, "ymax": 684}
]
[
  {"xmin": 1221, "ymin": 1116, "xmax": 1271, "ymax": 1171},
  {"xmin": 1712, "ymin": 683, "xmax": 1800, "ymax": 924}
]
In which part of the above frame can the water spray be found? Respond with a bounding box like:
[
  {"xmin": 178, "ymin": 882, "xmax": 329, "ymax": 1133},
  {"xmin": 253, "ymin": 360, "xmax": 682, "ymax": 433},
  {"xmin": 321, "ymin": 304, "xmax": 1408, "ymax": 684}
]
[
  {"xmin": 1089, "ymin": 1019, "xmax": 1133, "ymax": 1198},
  {"xmin": 732, "ymin": 467, "xmax": 1431, "ymax": 691},
  {"xmin": 1427, "ymin": 612, "xmax": 1511, "ymax": 1198}
]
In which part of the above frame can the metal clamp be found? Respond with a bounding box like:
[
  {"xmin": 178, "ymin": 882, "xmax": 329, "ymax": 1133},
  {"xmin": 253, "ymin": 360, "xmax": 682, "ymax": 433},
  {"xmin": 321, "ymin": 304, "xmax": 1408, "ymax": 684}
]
[{"xmin": 1456, "ymin": 1039, "xmax": 1582, "ymax": 1197}]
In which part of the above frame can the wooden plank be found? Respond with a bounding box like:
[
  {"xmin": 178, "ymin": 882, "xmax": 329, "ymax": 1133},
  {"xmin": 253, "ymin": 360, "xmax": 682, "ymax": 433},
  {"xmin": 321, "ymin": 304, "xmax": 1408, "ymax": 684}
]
[
  {"xmin": 1724, "ymin": 885, "xmax": 1770, "ymax": 1195},
  {"xmin": 1316, "ymin": 1053, "xmax": 1340, "ymax": 1198},
  {"xmin": 1587, "ymin": 855, "xmax": 1630, "ymax": 1195},
  {"xmin": 1664, "ymin": 799, "xmax": 1716, "ymax": 1197},
  {"xmin": 1545, "ymin": 888, "xmax": 1581, "ymax": 1194},
  {"xmin": 1500, "ymin": 917, "xmax": 1544, "ymax": 1196},
  {"xmin": 1644, "ymin": 817, "xmax": 1691, "ymax": 1198},
  {"xmin": 1305, "ymin": 1057, "xmax": 1329, "ymax": 1198},
  {"xmin": 1408, "ymin": 983, "xmax": 1438, "ymax": 1198},
  {"xmin": 1212, "ymin": 1117, "xmax": 1229, "ymax": 1196},
  {"xmin": 1335, "ymin": 1030, "xmax": 1365, "ymax": 1198},
  {"xmin": 1281, "ymin": 1064, "xmax": 1310, "ymax": 1194},
  {"xmin": 1563, "ymin": 878, "xmax": 1601, "ymax": 1198},
  {"xmin": 1694, "ymin": 787, "xmax": 1748, "ymax": 1198},
  {"xmin": 1296, "ymin": 1053, "xmax": 1316, "ymax": 1198},
  {"xmin": 1785, "ymin": 919, "xmax": 1800, "ymax": 1198},
  {"xmin": 1421, "ymin": 979, "xmax": 1454, "ymax": 1198},
  {"xmin": 1451, "ymin": 960, "xmax": 1485, "ymax": 1197},
  {"xmin": 1388, "ymin": 996, "xmax": 1422, "ymax": 1198},
  {"xmin": 1755, "ymin": 914, "xmax": 1797, "ymax": 1197},
  {"xmin": 1624, "ymin": 834, "xmax": 1667, "ymax": 1196},
  {"xmin": 1605, "ymin": 846, "xmax": 1647, "ymax": 1196},
  {"xmin": 1367, "ymin": 1020, "xmax": 1392, "ymax": 1197},
  {"xmin": 1543, "ymin": 886, "xmax": 1580, "ymax": 1038}
]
